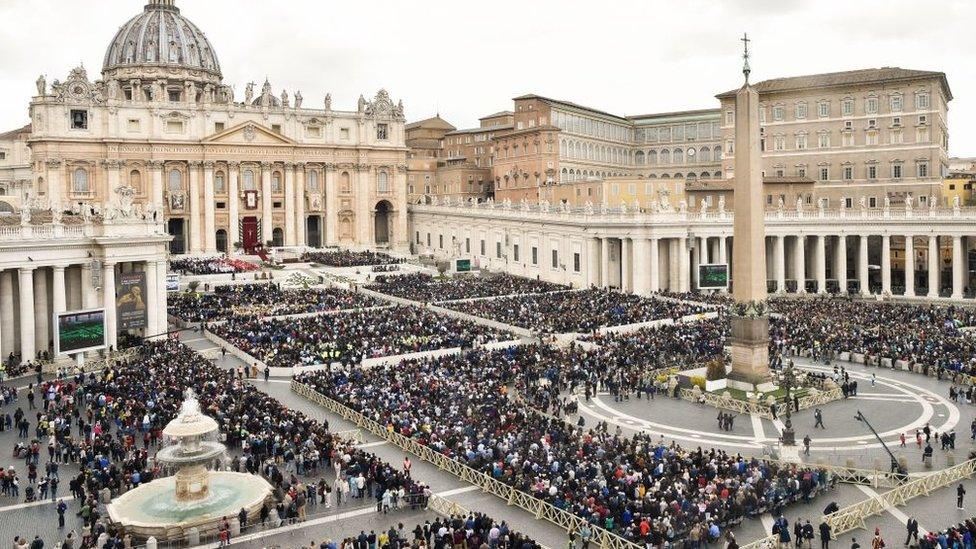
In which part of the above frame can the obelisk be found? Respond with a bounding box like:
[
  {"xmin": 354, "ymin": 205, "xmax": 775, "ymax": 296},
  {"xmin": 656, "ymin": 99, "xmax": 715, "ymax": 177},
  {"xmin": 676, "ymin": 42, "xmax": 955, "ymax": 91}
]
[{"xmin": 728, "ymin": 34, "xmax": 774, "ymax": 392}]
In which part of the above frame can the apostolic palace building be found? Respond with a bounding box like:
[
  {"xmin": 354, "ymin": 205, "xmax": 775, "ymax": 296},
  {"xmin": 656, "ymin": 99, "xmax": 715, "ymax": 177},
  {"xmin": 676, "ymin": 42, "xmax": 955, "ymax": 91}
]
[{"xmin": 0, "ymin": 0, "xmax": 974, "ymax": 367}]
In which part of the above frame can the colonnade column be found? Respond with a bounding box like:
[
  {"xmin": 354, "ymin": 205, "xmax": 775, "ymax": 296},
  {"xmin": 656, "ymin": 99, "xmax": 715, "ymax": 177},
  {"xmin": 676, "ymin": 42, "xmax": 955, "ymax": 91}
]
[
  {"xmin": 904, "ymin": 236, "xmax": 915, "ymax": 297},
  {"xmin": 33, "ymin": 269, "xmax": 49, "ymax": 355},
  {"xmin": 794, "ymin": 235, "xmax": 806, "ymax": 293},
  {"xmin": 46, "ymin": 160, "xmax": 62, "ymax": 211},
  {"xmin": 718, "ymin": 236, "xmax": 728, "ymax": 264},
  {"xmin": 858, "ymin": 235, "xmax": 870, "ymax": 295},
  {"xmin": 0, "ymin": 271, "xmax": 13, "ymax": 357},
  {"xmin": 836, "ymin": 235, "xmax": 848, "ymax": 294},
  {"xmin": 815, "ymin": 235, "xmax": 826, "ymax": 294},
  {"xmin": 81, "ymin": 263, "xmax": 96, "ymax": 309},
  {"xmin": 203, "ymin": 161, "xmax": 216, "ymax": 253},
  {"xmin": 18, "ymin": 268, "xmax": 35, "ymax": 364},
  {"xmin": 296, "ymin": 164, "xmax": 307, "ymax": 246},
  {"xmin": 587, "ymin": 238, "xmax": 600, "ymax": 288},
  {"xmin": 881, "ymin": 235, "xmax": 892, "ymax": 295},
  {"xmin": 324, "ymin": 164, "xmax": 338, "ymax": 246},
  {"xmin": 634, "ymin": 238, "xmax": 650, "ymax": 295},
  {"xmin": 621, "ymin": 238, "xmax": 632, "ymax": 292},
  {"xmin": 356, "ymin": 167, "xmax": 372, "ymax": 246},
  {"xmin": 188, "ymin": 162, "xmax": 202, "ymax": 253},
  {"xmin": 260, "ymin": 163, "xmax": 273, "ymax": 246},
  {"xmin": 677, "ymin": 237, "xmax": 689, "ymax": 292},
  {"xmin": 284, "ymin": 163, "xmax": 296, "ymax": 246},
  {"xmin": 103, "ymin": 262, "xmax": 117, "ymax": 351},
  {"xmin": 649, "ymin": 238, "xmax": 660, "ymax": 292},
  {"xmin": 145, "ymin": 260, "xmax": 158, "ymax": 339},
  {"xmin": 52, "ymin": 265, "xmax": 67, "ymax": 327},
  {"xmin": 155, "ymin": 260, "xmax": 168, "ymax": 336},
  {"xmin": 149, "ymin": 161, "xmax": 164, "ymax": 210},
  {"xmin": 952, "ymin": 236, "xmax": 964, "ymax": 299},
  {"xmin": 927, "ymin": 235, "xmax": 939, "ymax": 298},
  {"xmin": 227, "ymin": 162, "xmax": 240, "ymax": 253},
  {"xmin": 774, "ymin": 235, "xmax": 786, "ymax": 293},
  {"xmin": 599, "ymin": 238, "xmax": 610, "ymax": 289}
]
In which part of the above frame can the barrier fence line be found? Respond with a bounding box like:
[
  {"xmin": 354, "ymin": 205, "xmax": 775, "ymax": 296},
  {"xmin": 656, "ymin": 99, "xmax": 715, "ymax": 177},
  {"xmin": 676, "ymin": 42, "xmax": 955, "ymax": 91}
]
[
  {"xmin": 677, "ymin": 386, "xmax": 844, "ymax": 420},
  {"xmin": 291, "ymin": 382, "xmax": 642, "ymax": 549},
  {"xmin": 740, "ymin": 458, "xmax": 976, "ymax": 549}
]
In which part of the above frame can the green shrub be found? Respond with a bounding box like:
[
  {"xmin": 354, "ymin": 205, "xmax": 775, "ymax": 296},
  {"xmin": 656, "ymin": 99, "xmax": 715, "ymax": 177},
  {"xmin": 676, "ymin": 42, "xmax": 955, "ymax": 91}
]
[
  {"xmin": 690, "ymin": 376, "xmax": 706, "ymax": 390},
  {"xmin": 705, "ymin": 359, "xmax": 726, "ymax": 381}
]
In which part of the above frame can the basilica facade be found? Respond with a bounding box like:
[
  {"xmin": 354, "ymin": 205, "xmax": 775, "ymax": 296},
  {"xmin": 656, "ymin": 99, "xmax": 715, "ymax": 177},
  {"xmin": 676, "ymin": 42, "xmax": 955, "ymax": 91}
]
[{"xmin": 23, "ymin": 0, "xmax": 409, "ymax": 255}]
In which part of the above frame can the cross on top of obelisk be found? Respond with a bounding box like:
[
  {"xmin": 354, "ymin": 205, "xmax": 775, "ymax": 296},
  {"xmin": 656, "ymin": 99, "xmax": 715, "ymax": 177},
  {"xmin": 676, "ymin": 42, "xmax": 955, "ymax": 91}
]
[{"xmin": 741, "ymin": 33, "xmax": 751, "ymax": 83}]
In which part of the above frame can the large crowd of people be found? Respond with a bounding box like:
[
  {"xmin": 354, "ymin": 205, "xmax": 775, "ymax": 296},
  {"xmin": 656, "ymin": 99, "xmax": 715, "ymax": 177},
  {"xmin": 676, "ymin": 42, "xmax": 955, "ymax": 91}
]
[
  {"xmin": 364, "ymin": 273, "xmax": 568, "ymax": 303},
  {"xmin": 210, "ymin": 306, "xmax": 510, "ymax": 368},
  {"xmin": 296, "ymin": 345, "xmax": 831, "ymax": 546},
  {"xmin": 167, "ymin": 283, "xmax": 383, "ymax": 322},
  {"xmin": 1, "ymin": 339, "xmax": 426, "ymax": 548},
  {"xmin": 170, "ymin": 257, "xmax": 259, "ymax": 275},
  {"xmin": 324, "ymin": 513, "xmax": 541, "ymax": 549},
  {"xmin": 302, "ymin": 250, "xmax": 403, "ymax": 267},
  {"xmin": 443, "ymin": 288, "xmax": 707, "ymax": 333}
]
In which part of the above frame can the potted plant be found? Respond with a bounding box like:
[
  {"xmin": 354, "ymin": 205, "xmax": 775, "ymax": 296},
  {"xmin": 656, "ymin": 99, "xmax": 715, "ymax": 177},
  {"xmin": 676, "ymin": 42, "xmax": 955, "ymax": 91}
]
[{"xmin": 704, "ymin": 358, "xmax": 727, "ymax": 392}]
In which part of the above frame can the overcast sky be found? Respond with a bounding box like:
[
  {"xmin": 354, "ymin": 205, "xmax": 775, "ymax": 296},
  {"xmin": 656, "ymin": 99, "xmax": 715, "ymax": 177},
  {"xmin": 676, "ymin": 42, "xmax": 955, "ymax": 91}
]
[{"xmin": 1, "ymin": 0, "xmax": 973, "ymax": 155}]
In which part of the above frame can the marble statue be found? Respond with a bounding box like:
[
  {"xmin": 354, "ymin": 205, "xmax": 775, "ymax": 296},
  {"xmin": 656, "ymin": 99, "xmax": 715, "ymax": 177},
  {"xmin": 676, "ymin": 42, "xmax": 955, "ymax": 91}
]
[
  {"xmin": 294, "ymin": 91, "xmax": 303, "ymax": 108},
  {"xmin": 20, "ymin": 207, "xmax": 30, "ymax": 226},
  {"xmin": 358, "ymin": 95, "xmax": 367, "ymax": 113},
  {"xmin": 905, "ymin": 194, "xmax": 914, "ymax": 211},
  {"xmin": 324, "ymin": 93, "xmax": 332, "ymax": 111},
  {"xmin": 36, "ymin": 74, "xmax": 46, "ymax": 96},
  {"xmin": 281, "ymin": 90, "xmax": 289, "ymax": 108},
  {"xmin": 718, "ymin": 195, "xmax": 726, "ymax": 213},
  {"xmin": 244, "ymin": 82, "xmax": 255, "ymax": 104}
]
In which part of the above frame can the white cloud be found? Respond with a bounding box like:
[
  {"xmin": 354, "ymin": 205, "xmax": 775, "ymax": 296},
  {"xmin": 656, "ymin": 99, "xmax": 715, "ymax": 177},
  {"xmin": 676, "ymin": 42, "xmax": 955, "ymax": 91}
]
[{"xmin": 1, "ymin": 0, "xmax": 973, "ymax": 155}]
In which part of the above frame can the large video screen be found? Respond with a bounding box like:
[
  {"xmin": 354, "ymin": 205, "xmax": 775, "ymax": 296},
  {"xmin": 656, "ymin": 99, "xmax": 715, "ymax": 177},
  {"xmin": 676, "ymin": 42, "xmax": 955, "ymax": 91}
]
[
  {"xmin": 698, "ymin": 264, "xmax": 729, "ymax": 289},
  {"xmin": 55, "ymin": 309, "xmax": 107, "ymax": 355}
]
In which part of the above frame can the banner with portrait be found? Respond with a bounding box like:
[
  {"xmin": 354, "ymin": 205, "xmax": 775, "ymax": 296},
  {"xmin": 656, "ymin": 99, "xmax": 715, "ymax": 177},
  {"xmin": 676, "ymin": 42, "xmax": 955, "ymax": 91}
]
[{"xmin": 118, "ymin": 272, "xmax": 148, "ymax": 330}]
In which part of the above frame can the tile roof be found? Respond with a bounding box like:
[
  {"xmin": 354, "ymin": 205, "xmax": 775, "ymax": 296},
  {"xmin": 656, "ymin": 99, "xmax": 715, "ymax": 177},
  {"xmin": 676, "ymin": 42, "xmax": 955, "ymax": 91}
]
[{"xmin": 716, "ymin": 67, "xmax": 951, "ymax": 100}]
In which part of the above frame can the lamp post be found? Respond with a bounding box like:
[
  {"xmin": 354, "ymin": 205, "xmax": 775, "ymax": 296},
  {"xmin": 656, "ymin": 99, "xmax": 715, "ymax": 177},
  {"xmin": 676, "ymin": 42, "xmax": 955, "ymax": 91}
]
[{"xmin": 780, "ymin": 363, "xmax": 797, "ymax": 447}]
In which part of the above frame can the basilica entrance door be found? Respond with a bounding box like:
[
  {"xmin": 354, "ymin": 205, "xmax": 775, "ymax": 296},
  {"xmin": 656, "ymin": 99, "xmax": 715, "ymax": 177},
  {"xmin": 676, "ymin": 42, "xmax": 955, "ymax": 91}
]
[{"xmin": 242, "ymin": 216, "xmax": 259, "ymax": 253}]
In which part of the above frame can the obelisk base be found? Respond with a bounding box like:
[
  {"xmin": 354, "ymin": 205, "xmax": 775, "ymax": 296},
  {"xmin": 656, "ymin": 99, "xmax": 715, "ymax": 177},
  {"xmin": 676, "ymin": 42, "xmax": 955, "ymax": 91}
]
[{"xmin": 727, "ymin": 314, "xmax": 774, "ymax": 392}]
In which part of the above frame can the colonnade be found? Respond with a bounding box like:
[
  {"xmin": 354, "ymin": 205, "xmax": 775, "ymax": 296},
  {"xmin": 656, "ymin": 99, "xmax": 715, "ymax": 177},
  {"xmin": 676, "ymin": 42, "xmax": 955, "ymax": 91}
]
[{"xmin": 0, "ymin": 260, "xmax": 168, "ymax": 365}]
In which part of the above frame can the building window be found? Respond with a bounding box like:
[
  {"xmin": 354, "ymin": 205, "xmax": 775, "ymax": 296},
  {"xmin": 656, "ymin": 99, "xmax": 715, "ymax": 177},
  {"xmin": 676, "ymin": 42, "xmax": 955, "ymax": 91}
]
[
  {"xmin": 725, "ymin": 110, "xmax": 734, "ymax": 125},
  {"xmin": 866, "ymin": 97, "xmax": 878, "ymax": 114},
  {"xmin": 72, "ymin": 168, "xmax": 90, "ymax": 193},
  {"xmin": 415, "ymin": 231, "xmax": 421, "ymax": 245},
  {"xmin": 272, "ymin": 172, "xmax": 282, "ymax": 193},
  {"xmin": 168, "ymin": 169, "xmax": 182, "ymax": 192},
  {"xmin": 798, "ymin": 167, "xmax": 806, "ymax": 178},
  {"xmin": 465, "ymin": 238, "xmax": 470, "ymax": 254},
  {"xmin": 819, "ymin": 167, "xmax": 829, "ymax": 181},
  {"xmin": 496, "ymin": 241, "xmax": 502, "ymax": 259},
  {"xmin": 427, "ymin": 233, "xmax": 431, "ymax": 247},
  {"xmin": 126, "ymin": 119, "xmax": 140, "ymax": 132},
  {"xmin": 773, "ymin": 136, "xmax": 786, "ymax": 151},
  {"xmin": 480, "ymin": 239, "xmax": 485, "ymax": 256},
  {"xmin": 307, "ymin": 126, "xmax": 321, "ymax": 138},
  {"xmin": 377, "ymin": 171, "xmax": 390, "ymax": 193},
  {"xmin": 438, "ymin": 235, "xmax": 443, "ymax": 249},
  {"xmin": 869, "ymin": 197, "xmax": 877, "ymax": 208},
  {"xmin": 843, "ymin": 166, "xmax": 853, "ymax": 180},
  {"xmin": 70, "ymin": 110, "xmax": 88, "ymax": 130},
  {"xmin": 215, "ymin": 172, "xmax": 226, "ymax": 193},
  {"xmin": 165, "ymin": 120, "xmax": 184, "ymax": 134},
  {"xmin": 866, "ymin": 130, "xmax": 878, "ymax": 146},
  {"xmin": 513, "ymin": 244, "xmax": 520, "ymax": 262},
  {"xmin": 772, "ymin": 105, "xmax": 784, "ymax": 121},
  {"xmin": 818, "ymin": 133, "xmax": 830, "ymax": 148},
  {"xmin": 795, "ymin": 103, "xmax": 807, "ymax": 119},
  {"xmin": 376, "ymin": 123, "xmax": 389, "ymax": 140},
  {"xmin": 168, "ymin": 89, "xmax": 181, "ymax": 102},
  {"xmin": 842, "ymin": 133, "xmax": 854, "ymax": 147},
  {"xmin": 243, "ymin": 169, "xmax": 256, "ymax": 191},
  {"xmin": 214, "ymin": 122, "xmax": 225, "ymax": 132},
  {"xmin": 890, "ymin": 94, "xmax": 903, "ymax": 112},
  {"xmin": 795, "ymin": 134, "xmax": 807, "ymax": 149},
  {"xmin": 916, "ymin": 93, "xmax": 930, "ymax": 109},
  {"xmin": 892, "ymin": 164, "xmax": 903, "ymax": 179},
  {"xmin": 531, "ymin": 247, "xmax": 538, "ymax": 265},
  {"xmin": 550, "ymin": 249, "xmax": 558, "ymax": 269},
  {"xmin": 842, "ymin": 99, "xmax": 854, "ymax": 116},
  {"xmin": 868, "ymin": 165, "xmax": 877, "ymax": 179},
  {"xmin": 917, "ymin": 162, "xmax": 929, "ymax": 178},
  {"xmin": 818, "ymin": 101, "xmax": 829, "ymax": 118},
  {"xmin": 340, "ymin": 127, "xmax": 350, "ymax": 140}
]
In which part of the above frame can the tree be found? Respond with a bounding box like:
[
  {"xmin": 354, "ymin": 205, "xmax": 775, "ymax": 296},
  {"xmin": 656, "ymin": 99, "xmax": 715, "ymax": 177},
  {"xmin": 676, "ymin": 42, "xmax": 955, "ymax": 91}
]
[{"xmin": 436, "ymin": 260, "xmax": 449, "ymax": 278}]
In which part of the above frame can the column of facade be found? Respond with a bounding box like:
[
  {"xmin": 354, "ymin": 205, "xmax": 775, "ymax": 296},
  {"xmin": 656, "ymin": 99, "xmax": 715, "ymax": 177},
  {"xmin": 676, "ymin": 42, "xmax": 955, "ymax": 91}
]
[
  {"xmin": 677, "ymin": 236, "xmax": 690, "ymax": 292},
  {"xmin": 814, "ymin": 235, "xmax": 826, "ymax": 294},
  {"xmin": 858, "ymin": 235, "xmax": 870, "ymax": 295},
  {"xmin": 324, "ymin": 164, "xmax": 338, "ymax": 246},
  {"xmin": 793, "ymin": 235, "xmax": 806, "ymax": 293},
  {"xmin": 46, "ymin": 160, "xmax": 62, "ymax": 210},
  {"xmin": 203, "ymin": 161, "xmax": 216, "ymax": 253},
  {"xmin": 774, "ymin": 235, "xmax": 786, "ymax": 293},
  {"xmin": 18, "ymin": 268, "xmax": 35, "ymax": 364},
  {"xmin": 52, "ymin": 265, "xmax": 67, "ymax": 338},
  {"xmin": 599, "ymin": 238, "xmax": 610, "ymax": 289},
  {"xmin": 296, "ymin": 164, "xmax": 307, "ymax": 246},
  {"xmin": 394, "ymin": 164, "xmax": 409, "ymax": 250},
  {"xmin": 881, "ymin": 235, "xmax": 892, "ymax": 295},
  {"xmin": 33, "ymin": 268, "xmax": 49, "ymax": 356},
  {"xmin": 155, "ymin": 260, "xmax": 168, "ymax": 336},
  {"xmin": 149, "ymin": 161, "xmax": 165, "ymax": 210},
  {"xmin": 587, "ymin": 238, "xmax": 600, "ymax": 287},
  {"xmin": 104, "ymin": 160, "xmax": 121, "ymax": 201},
  {"xmin": 260, "ymin": 163, "xmax": 273, "ymax": 246},
  {"xmin": 649, "ymin": 238, "xmax": 660, "ymax": 292},
  {"xmin": 145, "ymin": 260, "xmax": 158, "ymax": 338},
  {"xmin": 103, "ymin": 262, "xmax": 117, "ymax": 351},
  {"xmin": 356, "ymin": 166, "xmax": 372, "ymax": 246},
  {"xmin": 927, "ymin": 235, "xmax": 939, "ymax": 298},
  {"xmin": 0, "ymin": 271, "xmax": 13, "ymax": 357},
  {"xmin": 634, "ymin": 238, "xmax": 650, "ymax": 295},
  {"xmin": 227, "ymin": 162, "xmax": 240, "ymax": 252},
  {"xmin": 188, "ymin": 162, "xmax": 202, "ymax": 253},
  {"xmin": 952, "ymin": 235, "xmax": 964, "ymax": 299},
  {"xmin": 81, "ymin": 263, "xmax": 96, "ymax": 309},
  {"xmin": 620, "ymin": 238, "xmax": 632, "ymax": 292},
  {"xmin": 904, "ymin": 236, "xmax": 915, "ymax": 297},
  {"xmin": 836, "ymin": 235, "xmax": 848, "ymax": 294},
  {"xmin": 284, "ymin": 163, "xmax": 297, "ymax": 246}
]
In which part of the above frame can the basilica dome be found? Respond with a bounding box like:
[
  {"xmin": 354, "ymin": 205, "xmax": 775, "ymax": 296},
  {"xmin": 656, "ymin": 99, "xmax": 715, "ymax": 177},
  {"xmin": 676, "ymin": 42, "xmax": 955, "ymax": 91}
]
[{"xmin": 102, "ymin": 0, "xmax": 221, "ymax": 81}]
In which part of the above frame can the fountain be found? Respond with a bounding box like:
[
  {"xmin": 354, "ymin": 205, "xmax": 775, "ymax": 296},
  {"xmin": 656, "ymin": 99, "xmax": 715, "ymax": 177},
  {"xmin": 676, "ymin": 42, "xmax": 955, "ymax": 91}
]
[{"xmin": 106, "ymin": 390, "xmax": 273, "ymax": 541}]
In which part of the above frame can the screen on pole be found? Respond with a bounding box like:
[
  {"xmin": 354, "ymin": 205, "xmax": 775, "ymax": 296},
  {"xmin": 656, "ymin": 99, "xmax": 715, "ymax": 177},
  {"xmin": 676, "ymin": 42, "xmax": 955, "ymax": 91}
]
[
  {"xmin": 455, "ymin": 259, "xmax": 472, "ymax": 272},
  {"xmin": 118, "ymin": 272, "xmax": 148, "ymax": 330},
  {"xmin": 55, "ymin": 309, "xmax": 107, "ymax": 355},
  {"xmin": 698, "ymin": 264, "xmax": 729, "ymax": 289}
]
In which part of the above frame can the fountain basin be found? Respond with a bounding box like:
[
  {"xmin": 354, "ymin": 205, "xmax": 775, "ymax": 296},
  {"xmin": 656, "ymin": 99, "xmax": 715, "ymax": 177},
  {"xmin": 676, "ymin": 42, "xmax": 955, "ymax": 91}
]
[{"xmin": 106, "ymin": 471, "xmax": 273, "ymax": 541}]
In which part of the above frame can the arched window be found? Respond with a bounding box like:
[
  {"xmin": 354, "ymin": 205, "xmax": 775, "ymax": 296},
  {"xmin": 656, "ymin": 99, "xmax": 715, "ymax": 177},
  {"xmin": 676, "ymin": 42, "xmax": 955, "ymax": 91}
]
[
  {"xmin": 340, "ymin": 171, "xmax": 351, "ymax": 193},
  {"xmin": 272, "ymin": 171, "xmax": 282, "ymax": 193},
  {"xmin": 214, "ymin": 171, "xmax": 226, "ymax": 193},
  {"xmin": 129, "ymin": 170, "xmax": 142, "ymax": 193},
  {"xmin": 377, "ymin": 171, "xmax": 390, "ymax": 193},
  {"xmin": 661, "ymin": 174, "xmax": 671, "ymax": 179},
  {"xmin": 167, "ymin": 169, "xmax": 182, "ymax": 192},
  {"xmin": 674, "ymin": 173, "xmax": 683, "ymax": 179},
  {"xmin": 243, "ymin": 169, "xmax": 256, "ymax": 191},
  {"xmin": 635, "ymin": 151, "xmax": 645, "ymax": 165},
  {"xmin": 714, "ymin": 145, "xmax": 722, "ymax": 160},
  {"xmin": 648, "ymin": 150, "xmax": 658, "ymax": 165},
  {"xmin": 73, "ymin": 168, "xmax": 90, "ymax": 193},
  {"xmin": 307, "ymin": 169, "xmax": 319, "ymax": 192},
  {"xmin": 659, "ymin": 149, "xmax": 670, "ymax": 165},
  {"xmin": 700, "ymin": 171, "xmax": 710, "ymax": 178},
  {"xmin": 673, "ymin": 148, "xmax": 683, "ymax": 164},
  {"xmin": 699, "ymin": 147, "xmax": 711, "ymax": 162}
]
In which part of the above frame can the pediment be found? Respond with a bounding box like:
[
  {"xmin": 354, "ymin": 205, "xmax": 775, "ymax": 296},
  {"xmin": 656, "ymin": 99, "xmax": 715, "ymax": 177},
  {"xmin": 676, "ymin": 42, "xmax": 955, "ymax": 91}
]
[{"xmin": 202, "ymin": 121, "xmax": 296, "ymax": 145}]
